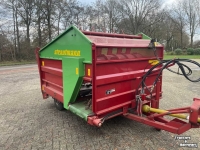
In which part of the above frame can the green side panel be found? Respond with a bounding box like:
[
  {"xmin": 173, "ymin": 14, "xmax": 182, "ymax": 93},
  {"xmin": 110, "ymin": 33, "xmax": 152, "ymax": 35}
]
[
  {"xmin": 62, "ymin": 57, "xmax": 84, "ymax": 109},
  {"xmin": 39, "ymin": 25, "xmax": 92, "ymax": 63},
  {"xmin": 68, "ymin": 101, "xmax": 93, "ymax": 121},
  {"xmin": 138, "ymin": 32, "xmax": 151, "ymax": 40}
]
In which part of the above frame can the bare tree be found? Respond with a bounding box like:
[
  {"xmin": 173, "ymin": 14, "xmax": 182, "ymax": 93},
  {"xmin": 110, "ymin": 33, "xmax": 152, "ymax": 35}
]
[
  {"xmin": 34, "ymin": 0, "xmax": 43, "ymax": 47},
  {"xmin": 0, "ymin": 32, "xmax": 2, "ymax": 61},
  {"xmin": 170, "ymin": 1, "xmax": 186, "ymax": 48},
  {"xmin": 14, "ymin": 0, "xmax": 20, "ymax": 57},
  {"xmin": 17, "ymin": 0, "xmax": 35, "ymax": 50},
  {"xmin": 0, "ymin": 0, "xmax": 21, "ymax": 59},
  {"xmin": 182, "ymin": 0, "xmax": 200, "ymax": 47},
  {"xmin": 118, "ymin": 0, "xmax": 162, "ymax": 34},
  {"xmin": 103, "ymin": 0, "xmax": 121, "ymax": 33},
  {"xmin": 55, "ymin": 0, "xmax": 78, "ymax": 34},
  {"xmin": 55, "ymin": 0, "xmax": 67, "ymax": 35},
  {"xmin": 43, "ymin": 0, "xmax": 57, "ymax": 41}
]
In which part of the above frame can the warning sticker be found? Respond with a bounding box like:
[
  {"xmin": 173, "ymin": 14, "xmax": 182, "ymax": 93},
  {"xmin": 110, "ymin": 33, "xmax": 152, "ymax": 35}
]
[
  {"xmin": 148, "ymin": 60, "xmax": 159, "ymax": 65},
  {"xmin": 154, "ymin": 42, "xmax": 159, "ymax": 46}
]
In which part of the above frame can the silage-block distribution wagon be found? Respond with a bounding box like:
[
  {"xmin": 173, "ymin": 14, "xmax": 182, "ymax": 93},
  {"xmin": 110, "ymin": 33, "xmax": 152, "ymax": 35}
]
[{"xmin": 36, "ymin": 25, "xmax": 200, "ymax": 134}]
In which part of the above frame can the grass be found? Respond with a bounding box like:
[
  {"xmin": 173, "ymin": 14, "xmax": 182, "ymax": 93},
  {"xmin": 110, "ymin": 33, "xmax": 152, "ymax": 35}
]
[
  {"xmin": 164, "ymin": 55, "xmax": 200, "ymax": 59},
  {"xmin": 0, "ymin": 60, "xmax": 36, "ymax": 66}
]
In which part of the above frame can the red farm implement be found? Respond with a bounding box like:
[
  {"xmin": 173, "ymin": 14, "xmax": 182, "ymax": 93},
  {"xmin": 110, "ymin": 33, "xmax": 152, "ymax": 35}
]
[{"xmin": 35, "ymin": 25, "xmax": 200, "ymax": 134}]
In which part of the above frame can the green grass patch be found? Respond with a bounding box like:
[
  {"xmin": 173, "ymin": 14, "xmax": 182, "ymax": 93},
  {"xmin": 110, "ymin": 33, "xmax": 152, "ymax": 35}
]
[
  {"xmin": 0, "ymin": 60, "xmax": 36, "ymax": 66},
  {"xmin": 164, "ymin": 55, "xmax": 200, "ymax": 59}
]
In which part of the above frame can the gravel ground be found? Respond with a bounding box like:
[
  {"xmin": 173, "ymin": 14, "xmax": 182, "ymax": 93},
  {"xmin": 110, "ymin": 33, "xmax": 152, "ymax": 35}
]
[{"xmin": 0, "ymin": 60, "xmax": 200, "ymax": 150}]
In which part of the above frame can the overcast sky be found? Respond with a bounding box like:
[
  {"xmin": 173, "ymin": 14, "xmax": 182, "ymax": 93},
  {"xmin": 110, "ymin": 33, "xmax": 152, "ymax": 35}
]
[
  {"xmin": 78, "ymin": 0, "xmax": 176, "ymax": 6},
  {"xmin": 78, "ymin": 0, "xmax": 95, "ymax": 4}
]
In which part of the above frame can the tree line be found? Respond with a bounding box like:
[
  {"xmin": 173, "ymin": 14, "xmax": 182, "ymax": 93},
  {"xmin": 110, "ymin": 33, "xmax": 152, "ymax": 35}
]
[{"xmin": 0, "ymin": 0, "xmax": 200, "ymax": 61}]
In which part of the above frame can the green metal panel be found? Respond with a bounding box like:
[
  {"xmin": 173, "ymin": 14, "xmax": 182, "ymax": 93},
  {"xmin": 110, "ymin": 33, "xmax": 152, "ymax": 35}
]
[
  {"xmin": 62, "ymin": 57, "xmax": 84, "ymax": 109},
  {"xmin": 138, "ymin": 32, "xmax": 151, "ymax": 40},
  {"xmin": 68, "ymin": 101, "xmax": 93, "ymax": 121},
  {"xmin": 39, "ymin": 25, "xmax": 92, "ymax": 63}
]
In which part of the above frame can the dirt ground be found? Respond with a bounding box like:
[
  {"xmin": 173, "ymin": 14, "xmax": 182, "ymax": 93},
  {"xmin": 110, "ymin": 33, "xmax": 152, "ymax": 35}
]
[{"xmin": 0, "ymin": 60, "xmax": 200, "ymax": 150}]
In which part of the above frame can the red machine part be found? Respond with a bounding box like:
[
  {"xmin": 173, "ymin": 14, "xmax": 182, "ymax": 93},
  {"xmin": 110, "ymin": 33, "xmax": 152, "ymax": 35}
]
[
  {"xmin": 123, "ymin": 98, "xmax": 200, "ymax": 134},
  {"xmin": 84, "ymin": 31, "xmax": 200, "ymax": 134},
  {"xmin": 88, "ymin": 98, "xmax": 200, "ymax": 134},
  {"xmin": 36, "ymin": 29, "xmax": 200, "ymax": 135},
  {"xmin": 35, "ymin": 49, "xmax": 64, "ymax": 103},
  {"xmin": 83, "ymin": 31, "xmax": 163, "ymax": 128},
  {"xmin": 190, "ymin": 98, "xmax": 200, "ymax": 124}
]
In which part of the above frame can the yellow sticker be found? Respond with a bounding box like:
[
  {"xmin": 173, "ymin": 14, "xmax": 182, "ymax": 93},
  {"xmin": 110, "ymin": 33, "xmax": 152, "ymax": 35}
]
[
  {"xmin": 42, "ymin": 85, "xmax": 44, "ymax": 91},
  {"xmin": 88, "ymin": 69, "xmax": 90, "ymax": 76},
  {"xmin": 154, "ymin": 42, "xmax": 159, "ymax": 46},
  {"xmin": 54, "ymin": 50, "xmax": 81, "ymax": 56},
  {"xmin": 149, "ymin": 60, "xmax": 159, "ymax": 65},
  {"xmin": 76, "ymin": 68, "xmax": 79, "ymax": 75},
  {"xmin": 42, "ymin": 61, "xmax": 44, "ymax": 66}
]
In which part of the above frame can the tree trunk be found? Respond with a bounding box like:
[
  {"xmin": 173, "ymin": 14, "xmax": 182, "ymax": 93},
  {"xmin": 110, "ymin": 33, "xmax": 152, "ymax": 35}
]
[
  {"xmin": 180, "ymin": 28, "xmax": 183, "ymax": 49},
  {"xmin": 190, "ymin": 33, "xmax": 193, "ymax": 47},
  {"xmin": 48, "ymin": 15, "xmax": 51, "ymax": 41},
  {"xmin": 15, "ymin": 4, "xmax": 20, "ymax": 59},
  {"xmin": 12, "ymin": 4, "xmax": 16, "ymax": 60},
  {"xmin": 36, "ymin": 0, "xmax": 42, "ymax": 47},
  {"xmin": 0, "ymin": 54, "xmax": 1, "ymax": 62},
  {"xmin": 0, "ymin": 37, "xmax": 2, "ymax": 61},
  {"xmin": 47, "ymin": 0, "xmax": 52, "ymax": 41},
  {"xmin": 38, "ymin": 15, "xmax": 41, "ymax": 47},
  {"xmin": 57, "ymin": 13, "xmax": 61, "ymax": 35},
  {"xmin": 27, "ymin": 25, "xmax": 30, "ymax": 50}
]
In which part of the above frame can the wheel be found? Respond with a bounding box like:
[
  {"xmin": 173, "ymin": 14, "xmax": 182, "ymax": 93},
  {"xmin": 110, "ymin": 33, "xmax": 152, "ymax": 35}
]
[
  {"xmin": 155, "ymin": 128, "xmax": 161, "ymax": 131},
  {"xmin": 54, "ymin": 99, "xmax": 64, "ymax": 111}
]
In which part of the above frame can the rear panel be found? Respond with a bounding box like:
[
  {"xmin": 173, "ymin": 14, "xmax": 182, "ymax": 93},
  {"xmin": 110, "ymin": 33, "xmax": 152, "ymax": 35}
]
[{"xmin": 40, "ymin": 59, "xmax": 63, "ymax": 102}]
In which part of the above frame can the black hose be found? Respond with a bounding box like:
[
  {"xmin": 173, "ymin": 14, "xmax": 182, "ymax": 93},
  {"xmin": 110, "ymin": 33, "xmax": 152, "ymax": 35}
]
[{"xmin": 136, "ymin": 59, "xmax": 200, "ymax": 95}]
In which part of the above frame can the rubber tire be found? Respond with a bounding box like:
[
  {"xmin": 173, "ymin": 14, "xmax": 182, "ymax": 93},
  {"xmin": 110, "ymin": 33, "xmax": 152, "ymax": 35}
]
[
  {"xmin": 54, "ymin": 99, "xmax": 64, "ymax": 111},
  {"xmin": 155, "ymin": 128, "xmax": 161, "ymax": 131}
]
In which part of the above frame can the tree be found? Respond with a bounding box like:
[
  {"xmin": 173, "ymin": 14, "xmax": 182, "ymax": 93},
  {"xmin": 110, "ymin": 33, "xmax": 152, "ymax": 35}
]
[
  {"xmin": 34, "ymin": 0, "xmax": 43, "ymax": 47},
  {"xmin": 55, "ymin": 0, "xmax": 66, "ymax": 35},
  {"xmin": 117, "ymin": 0, "xmax": 162, "ymax": 34},
  {"xmin": 169, "ymin": 1, "xmax": 186, "ymax": 49},
  {"xmin": 0, "ymin": 0, "xmax": 22, "ymax": 60},
  {"xmin": 182, "ymin": 0, "xmax": 200, "ymax": 47},
  {"xmin": 102, "ymin": 0, "xmax": 121, "ymax": 33},
  {"xmin": 42, "ymin": 0, "xmax": 57, "ymax": 41},
  {"xmin": 17, "ymin": 0, "xmax": 35, "ymax": 51}
]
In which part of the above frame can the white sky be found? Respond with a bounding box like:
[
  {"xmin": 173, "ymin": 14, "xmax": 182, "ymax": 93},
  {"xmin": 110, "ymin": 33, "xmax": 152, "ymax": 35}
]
[
  {"xmin": 78, "ymin": 0, "xmax": 176, "ymax": 5},
  {"xmin": 163, "ymin": 0, "xmax": 176, "ymax": 5},
  {"xmin": 78, "ymin": 0, "xmax": 95, "ymax": 4}
]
